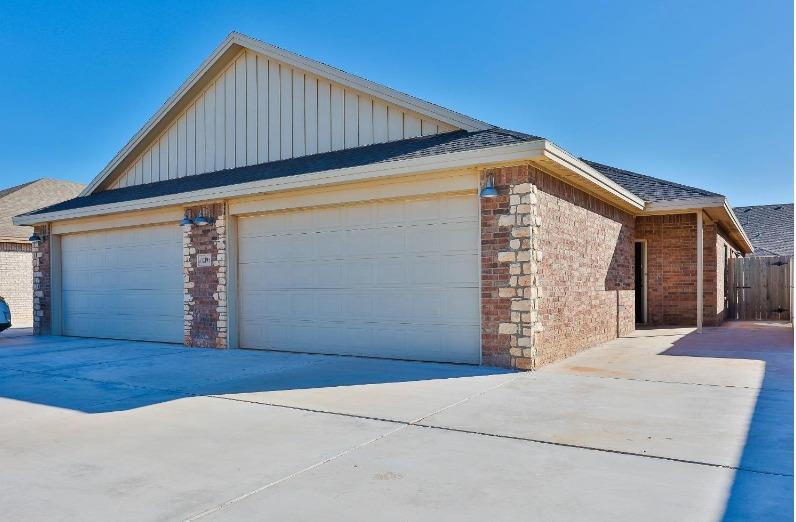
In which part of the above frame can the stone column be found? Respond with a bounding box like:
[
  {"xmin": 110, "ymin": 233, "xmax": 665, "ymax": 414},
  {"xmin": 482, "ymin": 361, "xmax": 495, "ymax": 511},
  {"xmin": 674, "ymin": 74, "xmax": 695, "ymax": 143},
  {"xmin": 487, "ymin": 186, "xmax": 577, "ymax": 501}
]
[
  {"xmin": 480, "ymin": 165, "xmax": 543, "ymax": 370},
  {"xmin": 183, "ymin": 203, "xmax": 228, "ymax": 348},
  {"xmin": 31, "ymin": 224, "xmax": 50, "ymax": 335}
]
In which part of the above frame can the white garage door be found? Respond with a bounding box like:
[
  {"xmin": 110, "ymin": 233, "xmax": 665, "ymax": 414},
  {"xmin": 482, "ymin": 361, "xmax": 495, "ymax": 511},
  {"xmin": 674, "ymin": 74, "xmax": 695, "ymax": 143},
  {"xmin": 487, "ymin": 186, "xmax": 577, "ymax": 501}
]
[
  {"xmin": 61, "ymin": 224, "xmax": 183, "ymax": 343},
  {"xmin": 237, "ymin": 193, "xmax": 481, "ymax": 363}
]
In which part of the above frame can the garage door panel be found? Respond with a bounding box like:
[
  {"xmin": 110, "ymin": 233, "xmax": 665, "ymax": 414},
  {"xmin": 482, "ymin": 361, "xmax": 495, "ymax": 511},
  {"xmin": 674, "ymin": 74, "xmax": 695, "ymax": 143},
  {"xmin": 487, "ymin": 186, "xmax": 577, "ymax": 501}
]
[
  {"xmin": 240, "ymin": 253, "xmax": 479, "ymax": 291},
  {"xmin": 63, "ymin": 267, "xmax": 181, "ymax": 292},
  {"xmin": 61, "ymin": 224, "xmax": 182, "ymax": 343},
  {"xmin": 242, "ymin": 287, "xmax": 478, "ymax": 324},
  {"xmin": 238, "ymin": 194, "xmax": 480, "ymax": 363},
  {"xmin": 240, "ymin": 317, "xmax": 480, "ymax": 362}
]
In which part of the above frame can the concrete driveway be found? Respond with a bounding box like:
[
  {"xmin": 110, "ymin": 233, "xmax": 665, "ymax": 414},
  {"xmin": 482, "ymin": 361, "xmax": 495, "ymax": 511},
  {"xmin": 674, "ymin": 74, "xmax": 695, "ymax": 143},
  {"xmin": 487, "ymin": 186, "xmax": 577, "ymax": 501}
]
[{"xmin": 0, "ymin": 322, "xmax": 791, "ymax": 521}]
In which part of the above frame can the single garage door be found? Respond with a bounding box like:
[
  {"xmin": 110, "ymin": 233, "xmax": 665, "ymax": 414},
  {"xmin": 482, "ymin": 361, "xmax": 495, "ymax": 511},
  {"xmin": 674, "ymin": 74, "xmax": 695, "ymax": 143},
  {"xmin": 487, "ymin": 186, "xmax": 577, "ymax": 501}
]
[
  {"xmin": 61, "ymin": 224, "xmax": 183, "ymax": 342},
  {"xmin": 237, "ymin": 193, "xmax": 481, "ymax": 363}
]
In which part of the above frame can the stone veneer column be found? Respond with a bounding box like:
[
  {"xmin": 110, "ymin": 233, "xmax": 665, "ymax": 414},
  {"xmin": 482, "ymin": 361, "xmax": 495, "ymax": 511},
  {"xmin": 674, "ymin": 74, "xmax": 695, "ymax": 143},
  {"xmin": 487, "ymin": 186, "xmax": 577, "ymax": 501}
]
[
  {"xmin": 480, "ymin": 165, "xmax": 543, "ymax": 370},
  {"xmin": 183, "ymin": 203, "xmax": 228, "ymax": 348},
  {"xmin": 31, "ymin": 224, "xmax": 50, "ymax": 335}
]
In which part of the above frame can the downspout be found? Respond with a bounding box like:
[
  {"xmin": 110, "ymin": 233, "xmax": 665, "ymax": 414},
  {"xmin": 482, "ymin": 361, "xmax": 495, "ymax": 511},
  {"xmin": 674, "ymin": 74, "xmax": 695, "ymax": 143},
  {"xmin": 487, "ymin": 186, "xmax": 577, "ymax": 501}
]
[{"xmin": 696, "ymin": 211, "xmax": 704, "ymax": 333}]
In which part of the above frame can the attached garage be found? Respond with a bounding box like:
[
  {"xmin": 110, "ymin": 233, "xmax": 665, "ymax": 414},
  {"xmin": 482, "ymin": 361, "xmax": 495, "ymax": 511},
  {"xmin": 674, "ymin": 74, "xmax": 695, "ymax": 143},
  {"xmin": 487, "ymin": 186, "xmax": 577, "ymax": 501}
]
[
  {"xmin": 236, "ymin": 194, "xmax": 481, "ymax": 363},
  {"xmin": 60, "ymin": 224, "xmax": 183, "ymax": 343},
  {"xmin": 16, "ymin": 33, "xmax": 754, "ymax": 371}
]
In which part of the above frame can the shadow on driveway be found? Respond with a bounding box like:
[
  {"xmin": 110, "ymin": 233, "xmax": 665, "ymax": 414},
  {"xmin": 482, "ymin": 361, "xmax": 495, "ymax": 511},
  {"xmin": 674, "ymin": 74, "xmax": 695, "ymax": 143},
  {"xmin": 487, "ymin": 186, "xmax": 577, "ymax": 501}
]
[
  {"xmin": 660, "ymin": 321, "xmax": 793, "ymax": 521},
  {"xmin": 0, "ymin": 332, "xmax": 512, "ymax": 415}
]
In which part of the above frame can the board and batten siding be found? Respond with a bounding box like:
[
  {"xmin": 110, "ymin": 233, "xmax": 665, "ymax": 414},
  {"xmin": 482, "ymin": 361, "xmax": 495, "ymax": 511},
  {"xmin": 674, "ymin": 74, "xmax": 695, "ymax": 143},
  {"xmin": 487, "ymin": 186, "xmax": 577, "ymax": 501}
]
[{"xmin": 111, "ymin": 49, "xmax": 456, "ymax": 189}]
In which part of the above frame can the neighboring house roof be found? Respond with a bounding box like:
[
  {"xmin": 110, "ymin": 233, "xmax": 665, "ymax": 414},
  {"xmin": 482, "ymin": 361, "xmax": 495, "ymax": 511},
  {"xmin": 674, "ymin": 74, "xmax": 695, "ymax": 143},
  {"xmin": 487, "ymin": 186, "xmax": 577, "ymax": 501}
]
[
  {"xmin": 733, "ymin": 203, "xmax": 794, "ymax": 257},
  {"xmin": 582, "ymin": 160, "xmax": 722, "ymax": 203},
  {"xmin": 0, "ymin": 179, "xmax": 85, "ymax": 241},
  {"xmin": 23, "ymin": 129, "xmax": 542, "ymax": 216}
]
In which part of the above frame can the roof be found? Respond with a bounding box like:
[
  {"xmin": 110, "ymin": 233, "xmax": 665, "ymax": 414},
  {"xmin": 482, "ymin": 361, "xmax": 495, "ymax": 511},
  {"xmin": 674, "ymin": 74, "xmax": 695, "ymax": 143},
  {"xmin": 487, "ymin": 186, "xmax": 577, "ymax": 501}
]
[
  {"xmin": 582, "ymin": 160, "xmax": 723, "ymax": 203},
  {"xmin": 733, "ymin": 203, "xmax": 793, "ymax": 257},
  {"xmin": 24, "ymin": 129, "xmax": 542, "ymax": 217},
  {"xmin": 0, "ymin": 179, "xmax": 85, "ymax": 241}
]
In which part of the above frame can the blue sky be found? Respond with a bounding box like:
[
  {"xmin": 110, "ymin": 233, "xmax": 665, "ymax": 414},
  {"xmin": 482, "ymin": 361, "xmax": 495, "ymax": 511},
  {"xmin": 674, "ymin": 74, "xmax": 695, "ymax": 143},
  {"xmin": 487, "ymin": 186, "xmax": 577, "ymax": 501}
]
[{"xmin": 0, "ymin": 0, "xmax": 792, "ymax": 205}]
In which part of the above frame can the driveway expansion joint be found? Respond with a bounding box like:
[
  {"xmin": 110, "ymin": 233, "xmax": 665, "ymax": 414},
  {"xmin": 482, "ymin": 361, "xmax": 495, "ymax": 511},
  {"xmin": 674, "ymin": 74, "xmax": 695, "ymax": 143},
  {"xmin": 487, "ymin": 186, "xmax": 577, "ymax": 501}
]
[{"xmin": 546, "ymin": 369, "xmax": 794, "ymax": 393}]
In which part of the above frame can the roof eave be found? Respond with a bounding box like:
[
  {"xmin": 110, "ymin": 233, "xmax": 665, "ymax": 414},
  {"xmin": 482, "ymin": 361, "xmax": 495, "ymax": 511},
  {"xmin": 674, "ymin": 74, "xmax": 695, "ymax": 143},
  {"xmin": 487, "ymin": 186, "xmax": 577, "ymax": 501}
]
[
  {"xmin": 14, "ymin": 139, "xmax": 645, "ymax": 226},
  {"xmin": 534, "ymin": 142, "xmax": 646, "ymax": 211}
]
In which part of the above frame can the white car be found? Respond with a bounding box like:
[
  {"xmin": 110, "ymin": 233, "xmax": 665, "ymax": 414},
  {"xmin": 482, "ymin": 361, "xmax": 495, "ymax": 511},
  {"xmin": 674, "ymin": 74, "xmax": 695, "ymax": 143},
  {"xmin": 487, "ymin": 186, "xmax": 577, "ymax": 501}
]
[{"xmin": 0, "ymin": 297, "xmax": 10, "ymax": 332}]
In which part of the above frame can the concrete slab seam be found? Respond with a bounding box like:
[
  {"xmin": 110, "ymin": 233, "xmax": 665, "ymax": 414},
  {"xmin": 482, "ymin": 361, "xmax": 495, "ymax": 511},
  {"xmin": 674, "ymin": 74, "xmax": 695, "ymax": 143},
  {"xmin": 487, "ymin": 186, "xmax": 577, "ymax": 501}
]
[
  {"xmin": 546, "ymin": 371, "xmax": 794, "ymax": 393},
  {"xmin": 408, "ymin": 423, "xmax": 794, "ymax": 478}
]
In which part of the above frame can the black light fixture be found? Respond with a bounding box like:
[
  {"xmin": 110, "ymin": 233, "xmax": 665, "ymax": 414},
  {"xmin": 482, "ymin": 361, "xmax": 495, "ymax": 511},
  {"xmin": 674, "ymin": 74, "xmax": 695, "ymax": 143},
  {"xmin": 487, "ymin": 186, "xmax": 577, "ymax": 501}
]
[
  {"xmin": 193, "ymin": 209, "xmax": 209, "ymax": 226},
  {"xmin": 479, "ymin": 175, "xmax": 498, "ymax": 198},
  {"xmin": 28, "ymin": 232, "xmax": 41, "ymax": 243}
]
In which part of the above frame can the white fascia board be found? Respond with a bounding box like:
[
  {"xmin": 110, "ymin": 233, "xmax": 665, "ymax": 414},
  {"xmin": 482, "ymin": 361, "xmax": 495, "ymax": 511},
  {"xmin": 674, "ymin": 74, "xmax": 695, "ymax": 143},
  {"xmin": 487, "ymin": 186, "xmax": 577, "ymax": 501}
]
[
  {"xmin": 542, "ymin": 142, "xmax": 645, "ymax": 209},
  {"xmin": 723, "ymin": 200, "xmax": 754, "ymax": 253},
  {"xmin": 80, "ymin": 32, "xmax": 491, "ymax": 198},
  {"xmin": 233, "ymin": 33, "xmax": 491, "ymax": 133},
  {"xmin": 14, "ymin": 140, "xmax": 548, "ymax": 226}
]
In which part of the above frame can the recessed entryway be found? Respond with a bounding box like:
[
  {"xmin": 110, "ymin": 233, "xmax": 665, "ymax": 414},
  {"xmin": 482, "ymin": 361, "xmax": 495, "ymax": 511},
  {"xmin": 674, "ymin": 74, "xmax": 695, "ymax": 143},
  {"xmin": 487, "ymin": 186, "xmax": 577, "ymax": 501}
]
[{"xmin": 634, "ymin": 240, "xmax": 647, "ymax": 324}]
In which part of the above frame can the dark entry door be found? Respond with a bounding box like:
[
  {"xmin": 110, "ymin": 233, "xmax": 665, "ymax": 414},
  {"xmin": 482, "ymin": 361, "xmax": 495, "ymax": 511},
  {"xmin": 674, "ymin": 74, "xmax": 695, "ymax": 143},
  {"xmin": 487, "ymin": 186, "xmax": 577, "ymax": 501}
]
[{"xmin": 634, "ymin": 242, "xmax": 646, "ymax": 323}]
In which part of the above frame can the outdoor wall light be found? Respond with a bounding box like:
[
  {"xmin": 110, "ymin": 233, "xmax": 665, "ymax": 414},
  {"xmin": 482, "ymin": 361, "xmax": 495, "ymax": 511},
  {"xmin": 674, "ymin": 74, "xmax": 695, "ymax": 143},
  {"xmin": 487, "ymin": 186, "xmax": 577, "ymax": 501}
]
[
  {"xmin": 180, "ymin": 211, "xmax": 193, "ymax": 227},
  {"xmin": 479, "ymin": 175, "xmax": 498, "ymax": 198},
  {"xmin": 193, "ymin": 210, "xmax": 210, "ymax": 226},
  {"xmin": 28, "ymin": 232, "xmax": 41, "ymax": 243}
]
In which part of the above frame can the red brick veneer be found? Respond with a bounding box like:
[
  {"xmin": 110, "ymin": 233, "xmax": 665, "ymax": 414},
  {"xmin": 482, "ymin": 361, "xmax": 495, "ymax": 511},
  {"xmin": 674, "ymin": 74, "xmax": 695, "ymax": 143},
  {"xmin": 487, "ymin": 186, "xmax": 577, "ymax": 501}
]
[
  {"xmin": 534, "ymin": 170, "xmax": 635, "ymax": 367},
  {"xmin": 480, "ymin": 164, "xmax": 635, "ymax": 369},
  {"xmin": 183, "ymin": 203, "xmax": 227, "ymax": 348}
]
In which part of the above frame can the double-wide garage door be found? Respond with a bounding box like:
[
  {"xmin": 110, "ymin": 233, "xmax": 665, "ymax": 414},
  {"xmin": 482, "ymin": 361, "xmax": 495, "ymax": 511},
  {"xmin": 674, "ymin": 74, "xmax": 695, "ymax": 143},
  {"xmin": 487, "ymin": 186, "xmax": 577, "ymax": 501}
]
[
  {"xmin": 237, "ymin": 194, "xmax": 481, "ymax": 363},
  {"xmin": 61, "ymin": 224, "xmax": 183, "ymax": 343}
]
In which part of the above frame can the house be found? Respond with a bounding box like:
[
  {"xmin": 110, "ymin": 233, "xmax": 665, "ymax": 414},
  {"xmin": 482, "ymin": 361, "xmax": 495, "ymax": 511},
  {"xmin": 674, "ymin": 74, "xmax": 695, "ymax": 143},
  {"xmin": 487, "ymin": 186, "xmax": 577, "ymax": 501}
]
[
  {"xmin": 13, "ymin": 33, "xmax": 753, "ymax": 369},
  {"xmin": 0, "ymin": 179, "xmax": 85, "ymax": 327},
  {"xmin": 734, "ymin": 203, "xmax": 793, "ymax": 257}
]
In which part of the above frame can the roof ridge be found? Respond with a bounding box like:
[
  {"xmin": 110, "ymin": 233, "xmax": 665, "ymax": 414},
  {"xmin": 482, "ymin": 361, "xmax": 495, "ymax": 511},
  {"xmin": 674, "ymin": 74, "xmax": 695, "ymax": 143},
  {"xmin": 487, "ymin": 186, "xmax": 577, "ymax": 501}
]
[{"xmin": 0, "ymin": 179, "xmax": 40, "ymax": 200}]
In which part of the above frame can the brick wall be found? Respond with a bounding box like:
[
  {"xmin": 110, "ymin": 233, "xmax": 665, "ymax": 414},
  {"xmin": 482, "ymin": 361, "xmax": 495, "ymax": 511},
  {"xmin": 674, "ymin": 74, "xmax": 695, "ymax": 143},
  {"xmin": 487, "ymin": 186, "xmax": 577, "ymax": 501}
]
[
  {"xmin": 480, "ymin": 164, "xmax": 633, "ymax": 370},
  {"xmin": 31, "ymin": 225, "xmax": 50, "ymax": 335},
  {"xmin": 0, "ymin": 243, "xmax": 33, "ymax": 327},
  {"xmin": 183, "ymin": 203, "xmax": 228, "ymax": 348},
  {"xmin": 534, "ymin": 170, "xmax": 635, "ymax": 367},
  {"xmin": 635, "ymin": 214, "xmax": 733, "ymax": 327}
]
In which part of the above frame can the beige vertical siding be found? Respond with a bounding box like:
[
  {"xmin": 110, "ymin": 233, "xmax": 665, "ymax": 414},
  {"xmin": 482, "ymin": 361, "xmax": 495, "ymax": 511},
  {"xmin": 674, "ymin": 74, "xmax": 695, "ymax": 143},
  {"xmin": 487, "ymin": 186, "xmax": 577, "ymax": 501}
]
[{"xmin": 111, "ymin": 49, "xmax": 456, "ymax": 189}]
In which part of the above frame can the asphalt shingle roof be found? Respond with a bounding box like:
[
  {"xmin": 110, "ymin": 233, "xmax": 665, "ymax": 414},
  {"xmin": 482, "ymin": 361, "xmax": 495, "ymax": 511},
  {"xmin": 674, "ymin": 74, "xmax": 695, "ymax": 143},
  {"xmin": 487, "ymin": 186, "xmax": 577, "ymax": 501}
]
[
  {"xmin": 733, "ymin": 203, "xmax": 793, "ymax": 257},
  {"xmin": 24, "ymin": 129, "xmax": 542, "ymax": 216},
  {"xmin": 582, "ymin": 160, "xmax": 723, "ymax": 203},
  {"xmin": 0, "ymin": 179, "xmax": 85, "ymax": 241},
  {"xmin": 22, "ymin": 129, "xmax": 733, "ymax": 220}
]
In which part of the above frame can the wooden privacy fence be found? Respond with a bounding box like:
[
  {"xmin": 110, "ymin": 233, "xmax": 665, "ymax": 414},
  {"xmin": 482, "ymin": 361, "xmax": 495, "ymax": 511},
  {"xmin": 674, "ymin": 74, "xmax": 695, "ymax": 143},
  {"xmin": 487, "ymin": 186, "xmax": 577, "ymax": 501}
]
[{"xmin": 728, "ymin": 256, "xmax": 793, "ymax": 321}]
